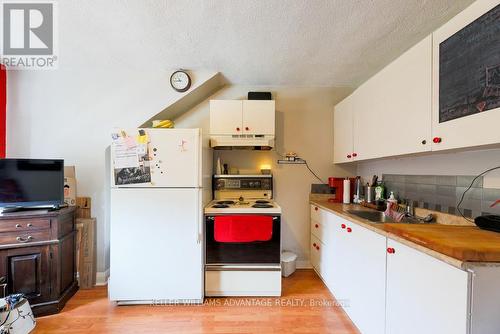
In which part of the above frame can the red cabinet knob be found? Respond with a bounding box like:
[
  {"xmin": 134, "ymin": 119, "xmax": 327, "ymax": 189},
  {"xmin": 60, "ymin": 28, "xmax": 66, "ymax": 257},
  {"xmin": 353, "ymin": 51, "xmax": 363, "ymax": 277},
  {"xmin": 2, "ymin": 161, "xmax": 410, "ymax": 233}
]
[
  {"xmin": 314, "ymin": 207, "xmax": 318, "ymax": 211},
  {"xmin": 352, "ymin": 153, "xmax": 357, "ymax": 157},
  {"xmin": 316, "ymin": 246, "xmax": 320, "ymax": 250},
  {"xmin": 245, "ymin": 127, "xmax": 249, "ymax": 131},
  {"xmin": 315, "ymin": 224, "xmax": 319, "ymax": 228},
  {"xmin": 387, "ymin": 247, "xmax": 395, "ymax": 254},
  {"xmin": 347, "ymin": 227, "xmax": 352, "ymax": 233},
  {"xmin": 347, "ymin": 154, "xmax": 352, "ymax": 159},
  {"xmin": 433, "ymin": 137, "xmax": 442, "ymax": 143},
  {"xmin": 236, "ymin": 127, "xmax": 240, "ymax": 131},
  {"xmin": 313, "ymin": 243, "xmax": 317, "ymax": 247},
  {"xmin": 341, "ymin": 224, "xmax": 346, "ymax": 229}
]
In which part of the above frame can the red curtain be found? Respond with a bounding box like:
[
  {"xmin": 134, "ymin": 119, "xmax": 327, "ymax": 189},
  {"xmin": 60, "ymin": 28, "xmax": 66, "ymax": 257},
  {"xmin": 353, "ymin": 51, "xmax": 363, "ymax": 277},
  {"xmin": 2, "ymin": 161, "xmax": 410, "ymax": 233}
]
[{"xmin": 0, "ymin": 65, "xmax": 5, "ymax": 158}]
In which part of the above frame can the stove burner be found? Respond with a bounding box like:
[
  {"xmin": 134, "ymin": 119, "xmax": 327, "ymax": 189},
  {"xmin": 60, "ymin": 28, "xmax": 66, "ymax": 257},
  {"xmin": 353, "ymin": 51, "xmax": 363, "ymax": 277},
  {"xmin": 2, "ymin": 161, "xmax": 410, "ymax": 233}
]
[
  {"xmin": 255, "ymin": 200, "xmax": 270, "ymax": 204},
  {"xmin": 252, "ymin": 203, "xmax": 273, "ymax": 208},
  {"xmin": 216, "ymin": 201, "xmax": 235, "ymax": 205},
  {"xmin": 212, "ymin": 204, "xmax": 229, "ymax": 208}
]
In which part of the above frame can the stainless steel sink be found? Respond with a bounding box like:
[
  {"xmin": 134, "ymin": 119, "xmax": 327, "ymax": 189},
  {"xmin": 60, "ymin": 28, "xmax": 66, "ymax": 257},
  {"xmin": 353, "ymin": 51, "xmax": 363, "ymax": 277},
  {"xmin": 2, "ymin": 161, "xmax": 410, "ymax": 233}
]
[
  {"xmin": 346, "ymin": 210, "xmax": 391, "ymax": 223},
  {"xmin": 346, "ymin": 209, "xmax": 432, "ymax": 224}
]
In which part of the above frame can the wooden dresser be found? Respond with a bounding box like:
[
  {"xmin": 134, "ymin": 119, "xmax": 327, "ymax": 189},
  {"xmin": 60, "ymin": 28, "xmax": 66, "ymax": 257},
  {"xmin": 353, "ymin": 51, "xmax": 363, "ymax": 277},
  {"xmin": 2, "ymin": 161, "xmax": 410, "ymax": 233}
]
[{"xmin": 0, "ymin": 207, "xmax": 78, "ymax": 316}]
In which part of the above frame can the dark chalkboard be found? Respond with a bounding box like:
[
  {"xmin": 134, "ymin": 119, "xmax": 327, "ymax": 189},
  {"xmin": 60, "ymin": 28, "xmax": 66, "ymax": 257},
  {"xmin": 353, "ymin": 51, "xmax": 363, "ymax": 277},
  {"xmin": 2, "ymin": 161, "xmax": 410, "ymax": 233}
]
[{"xmin": 439, "ymin": 4, "xmax": 500, "ymax": 123}]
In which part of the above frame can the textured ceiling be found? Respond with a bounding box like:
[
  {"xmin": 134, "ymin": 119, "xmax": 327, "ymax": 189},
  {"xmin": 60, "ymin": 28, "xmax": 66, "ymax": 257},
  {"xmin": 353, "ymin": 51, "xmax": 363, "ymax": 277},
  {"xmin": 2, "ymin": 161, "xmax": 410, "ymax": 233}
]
[{"xmin": 61, "ymin": 0, "xmax": 474, "ymax": 87}]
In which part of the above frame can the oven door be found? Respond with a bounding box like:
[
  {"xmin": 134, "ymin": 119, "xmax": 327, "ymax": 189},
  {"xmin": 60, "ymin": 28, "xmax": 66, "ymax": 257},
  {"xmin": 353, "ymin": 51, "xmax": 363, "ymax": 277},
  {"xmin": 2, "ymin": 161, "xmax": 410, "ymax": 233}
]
[{"xmin": 205, "ymin": 215, "xmax": 281, "ymax": 265}]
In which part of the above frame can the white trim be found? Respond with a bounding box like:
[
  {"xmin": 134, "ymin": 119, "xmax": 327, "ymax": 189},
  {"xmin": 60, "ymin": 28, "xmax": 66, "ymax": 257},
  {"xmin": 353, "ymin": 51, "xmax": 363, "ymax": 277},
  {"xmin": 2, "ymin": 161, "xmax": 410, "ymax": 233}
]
[
  {"xmin": 296, "ymin": 260, "xmax": 312, "ymax": 269},
  {"xmin": 96, "ymin": 269, "xmax": 110, "ymax": 286}
]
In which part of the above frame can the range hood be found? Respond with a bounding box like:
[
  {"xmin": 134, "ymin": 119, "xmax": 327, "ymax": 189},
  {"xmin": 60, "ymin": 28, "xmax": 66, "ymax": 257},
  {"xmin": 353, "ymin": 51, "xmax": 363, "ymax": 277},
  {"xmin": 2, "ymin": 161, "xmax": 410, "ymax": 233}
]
[{"xmin": 210, "ymin": 135, "xmax": 274, "ymax": 150}]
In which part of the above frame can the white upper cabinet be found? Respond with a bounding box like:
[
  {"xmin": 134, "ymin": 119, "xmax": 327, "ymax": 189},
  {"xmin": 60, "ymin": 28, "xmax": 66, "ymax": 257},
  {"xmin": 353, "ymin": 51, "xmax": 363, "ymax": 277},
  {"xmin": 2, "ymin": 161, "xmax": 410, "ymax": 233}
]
[
  {"xmin": 333, "ymin": 93, "xmax": 355, "ymax": 163},
  {"xmin": 333, "ymin": 34, "xmax": 432, "ymax": 163},
  {"xmin": 333, "ymin": 1, "xmax": 500, "ymax": 162},
  {"xmin": 242, "ymin": 100, "xmax": 275, "ymax": 135},
  {"xmin": 353, "ymin": 35, "xmax": 432, "ymax": 161},
  {"xmin": 210, "ymin": 100, "xmax": 275, "ymax": 136},
  {"xmin": 210, "ymin": 100, "xmax": 243, "ymax": 135},
  {"xmin": 431, "ymin": 0, "xmax": 500, "ymax": 151}
]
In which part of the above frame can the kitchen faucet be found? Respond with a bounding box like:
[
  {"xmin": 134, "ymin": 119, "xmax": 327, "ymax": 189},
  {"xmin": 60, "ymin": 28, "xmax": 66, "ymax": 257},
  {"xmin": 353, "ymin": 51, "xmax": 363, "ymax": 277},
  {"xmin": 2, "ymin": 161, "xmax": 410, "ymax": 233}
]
[{"xmin": 402, "ymin": 199, "xmax": 434, "ymax": 223}]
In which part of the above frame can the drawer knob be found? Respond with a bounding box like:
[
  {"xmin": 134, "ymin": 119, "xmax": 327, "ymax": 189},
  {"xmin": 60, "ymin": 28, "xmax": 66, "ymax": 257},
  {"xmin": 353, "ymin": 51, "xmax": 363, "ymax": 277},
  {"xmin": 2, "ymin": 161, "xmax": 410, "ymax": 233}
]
[
  {"xmin": 16, "ymin": 236, "xmax": 33, "ymax": 243},
  {"xmin": 347, "ymin": 154, "xmax": 352, "ymax": 159},
  {"xmin": 313, "ymin": 243, "xmax": 317, "ymax": 247},
  {"xmin": 26, "ymin": 223, "xmax": 33, "ymax": 227},
  {"xmin": 433, "ymin": 137, "xmax": 442, "ymax": 143},
  {"xmin": 316, "ymin": 245, "xmax": 320, "ymax": 250},
  {"xmin": 314, "ymin": 207, "xmax": 318, "ymax": 211},
  {"xmin": 245, "ymin": 127, "xmax": 249, "ymax": 131},
  {"xmin": 352, "ymin": 152, "xmax": 357, "ymax": 157},
  {"xmin": 15, "ymin": 224, "xmax": 21, "ymax": 228},
  {"xmin": 315, "ymin": 224, "xmax": 319, "ymax": 228},
  {"xmin": 341, "ymin": 224, "xmax": 346, "ymax": 229},
  {"xmin": 347, "ymin": 227, "xmax": 352, "ymax": 233},
  {"xmin": 387, "ymin": 247, "xmax": 395, "ymax": 254},
  {"xmin": 236, "ymin": 127, "xmax": 240, "ymax": 131}
]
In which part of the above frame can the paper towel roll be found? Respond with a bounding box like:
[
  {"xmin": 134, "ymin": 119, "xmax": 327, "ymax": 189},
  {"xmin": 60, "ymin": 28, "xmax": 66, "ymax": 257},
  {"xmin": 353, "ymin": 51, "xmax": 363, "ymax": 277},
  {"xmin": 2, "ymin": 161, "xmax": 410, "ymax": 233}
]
[{"xmin": 343, "ymin": 179, "xmax": 351, "ymax": 204}]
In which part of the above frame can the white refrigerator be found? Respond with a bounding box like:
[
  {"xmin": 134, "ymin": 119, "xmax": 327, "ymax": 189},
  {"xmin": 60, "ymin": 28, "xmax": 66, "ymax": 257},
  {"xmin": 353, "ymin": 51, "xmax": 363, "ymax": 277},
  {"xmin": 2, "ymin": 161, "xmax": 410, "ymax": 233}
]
[{"xmin": 109, "ymin": 128, "xmax": 211, "ymax": 304}]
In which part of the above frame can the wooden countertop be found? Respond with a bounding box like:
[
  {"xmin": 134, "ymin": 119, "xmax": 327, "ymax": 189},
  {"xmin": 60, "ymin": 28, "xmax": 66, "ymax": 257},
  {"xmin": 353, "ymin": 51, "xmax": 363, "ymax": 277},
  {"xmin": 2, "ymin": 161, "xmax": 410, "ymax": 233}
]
[{"xmin": 310, "ymin": 199, "xmax": 500, "ymax": 269}]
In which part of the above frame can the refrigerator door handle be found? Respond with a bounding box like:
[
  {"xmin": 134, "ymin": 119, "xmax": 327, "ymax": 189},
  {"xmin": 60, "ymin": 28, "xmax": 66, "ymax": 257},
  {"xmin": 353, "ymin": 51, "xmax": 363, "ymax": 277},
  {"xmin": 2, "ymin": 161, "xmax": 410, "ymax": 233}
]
[
  {"xmin": 197, "ymin": 215, "xmax": 201, "ymax": 244},
  {"xmin": 197, "ymin": 193, "xmax": 201, "ymax": 244}
]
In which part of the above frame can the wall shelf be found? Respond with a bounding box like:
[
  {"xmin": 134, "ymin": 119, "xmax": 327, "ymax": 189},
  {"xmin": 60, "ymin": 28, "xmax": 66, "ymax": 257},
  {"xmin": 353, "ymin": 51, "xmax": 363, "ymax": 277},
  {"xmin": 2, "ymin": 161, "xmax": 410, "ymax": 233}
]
[{"xmin": 277, "ymin": 159, "xmax": 306, "ymax": 165}]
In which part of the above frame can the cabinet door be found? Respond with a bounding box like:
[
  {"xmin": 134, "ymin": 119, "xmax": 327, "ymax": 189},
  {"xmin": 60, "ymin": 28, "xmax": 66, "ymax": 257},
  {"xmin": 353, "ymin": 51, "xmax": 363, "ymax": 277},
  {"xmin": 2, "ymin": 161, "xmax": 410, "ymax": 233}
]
[
  {"xmin": 310, "ymin": 234, "xmax": 322, "ymax": 274},
  {"xmin": 326, "ymin": 214, "xmax": 349, "ymax": 299},
  {"xmin": 0, "ymin": 246, "xmax": 51, "ymax": 305},
  {"xmin": 209, "ymin": 100, "xmax": 243, "ymax": 135},
  {"xmin": 432, "ymin": 1, "xmax": 500, "ymax": 151},
  {"xmin": 333, "ymin": 94, "xmax": 354, "ymax": 163},
  {"xmin": 354, "ymin": 35, "xmax": 432, "ymax": 161},
  {"xmin": 242, "ymin": 100, "xmax": 275, "ymax": 135},
  {"xmin": 345, "ymin": 222, "xmax": 386, "ymax": 334},
  {"xmin": 59, "ymin": 233, "xmax": 76, "ymax": 294},
  {"xmin": 386, "ymin": 239, "xmax": 469, "ymax": 334}
]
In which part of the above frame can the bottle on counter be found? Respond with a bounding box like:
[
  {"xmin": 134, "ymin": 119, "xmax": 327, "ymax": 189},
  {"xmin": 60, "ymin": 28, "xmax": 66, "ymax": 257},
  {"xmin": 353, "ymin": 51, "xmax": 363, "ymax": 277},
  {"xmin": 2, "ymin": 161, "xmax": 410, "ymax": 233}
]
[{"xmin": 375, "ymin": 181, "xmax": 385, "ymax": 201}]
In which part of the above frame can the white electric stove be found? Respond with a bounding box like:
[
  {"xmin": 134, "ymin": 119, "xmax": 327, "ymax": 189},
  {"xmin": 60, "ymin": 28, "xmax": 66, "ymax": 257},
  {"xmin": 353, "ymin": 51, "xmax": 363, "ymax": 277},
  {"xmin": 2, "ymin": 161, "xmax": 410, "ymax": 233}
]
[{"xmin": 204, "ymin": 174, "xmax": 282, "ymax": 297}]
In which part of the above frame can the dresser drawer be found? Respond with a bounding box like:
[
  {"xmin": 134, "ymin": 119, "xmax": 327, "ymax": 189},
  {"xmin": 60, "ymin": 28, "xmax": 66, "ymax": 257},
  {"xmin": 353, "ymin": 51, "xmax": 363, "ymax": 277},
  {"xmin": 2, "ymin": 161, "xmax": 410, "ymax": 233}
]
[
  {"xmin": 0, "ymin": 230, "xmax": 51, "ymax": 245},
  {"xmin": 0, "ymin": 219, "xmax": 50, "ymax": 233}
]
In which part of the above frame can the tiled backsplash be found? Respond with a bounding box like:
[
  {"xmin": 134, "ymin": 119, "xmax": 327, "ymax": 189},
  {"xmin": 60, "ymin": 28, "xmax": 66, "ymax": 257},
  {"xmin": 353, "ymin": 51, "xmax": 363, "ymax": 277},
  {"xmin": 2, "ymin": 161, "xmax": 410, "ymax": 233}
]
[{"xmin": 383, "ymin": 174, "xmax": 500, "ymax": 219}]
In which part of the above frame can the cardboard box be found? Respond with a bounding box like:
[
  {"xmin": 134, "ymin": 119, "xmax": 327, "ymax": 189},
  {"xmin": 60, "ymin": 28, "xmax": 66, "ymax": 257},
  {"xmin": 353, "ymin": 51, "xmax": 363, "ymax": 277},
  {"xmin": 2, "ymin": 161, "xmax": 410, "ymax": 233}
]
[
  {"xmin": 77, "ymin": 218, "xmax": 96, "ymax": 289},
  {"xmin": 75, "ymin": 223, "xmax": 84, "ymax": 276},
  {"xmin": 76, "ymin": 197, "xmax": 91, "ymax": 218},
  {"xmin": 64, "ymin": 166, "xmax": 77, "ymax": 206}
]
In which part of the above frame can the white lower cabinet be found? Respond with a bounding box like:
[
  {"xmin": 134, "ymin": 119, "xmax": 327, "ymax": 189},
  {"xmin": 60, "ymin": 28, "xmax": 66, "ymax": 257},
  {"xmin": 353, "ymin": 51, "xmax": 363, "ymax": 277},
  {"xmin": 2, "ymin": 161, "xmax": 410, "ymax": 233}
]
[
  {"xmin": 311, "ymin": 207, "xmax": 386, "ymax": 334},
  {"xmin": 343, "ymin": 222, "xmax": 386, "ymax": 334},
  {"xmin": 326, "ymin": 213, "xmax": 386, "ymax": 334},
  {"xmin": 310, "ymin": 207, "xmax": 500, "ymax": 334},
  {"xmin": 386, "ymin": 239, "xmax": 469, "ymax": 334}
]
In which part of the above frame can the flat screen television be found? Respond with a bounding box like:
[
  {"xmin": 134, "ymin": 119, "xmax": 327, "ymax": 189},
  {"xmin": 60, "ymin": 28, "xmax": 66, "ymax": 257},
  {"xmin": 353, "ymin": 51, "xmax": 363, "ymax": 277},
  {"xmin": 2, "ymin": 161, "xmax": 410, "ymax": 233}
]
[{"xmin": 0, "ymin": 159, "xmax": 64, "ymax": 210}]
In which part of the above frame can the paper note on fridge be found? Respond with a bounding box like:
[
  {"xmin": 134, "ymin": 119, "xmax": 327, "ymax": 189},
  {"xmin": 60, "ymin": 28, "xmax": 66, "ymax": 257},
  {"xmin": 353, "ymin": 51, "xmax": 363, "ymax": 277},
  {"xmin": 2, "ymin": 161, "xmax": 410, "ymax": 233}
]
[{"xmin": 112, "ymin": 136, "xmax": 139, "ymax": 169}]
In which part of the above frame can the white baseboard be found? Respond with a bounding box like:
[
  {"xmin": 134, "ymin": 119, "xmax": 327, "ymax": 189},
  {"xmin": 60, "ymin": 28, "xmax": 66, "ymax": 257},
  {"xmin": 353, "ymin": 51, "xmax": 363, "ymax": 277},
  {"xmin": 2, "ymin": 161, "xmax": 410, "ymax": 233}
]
[
  {"xmin": 96, "ymin": 269, "xmax": 110, "ymax": 286},
  {"xmin": 296, "ymin": 260, "xmax": 312, "ymax": 269}
]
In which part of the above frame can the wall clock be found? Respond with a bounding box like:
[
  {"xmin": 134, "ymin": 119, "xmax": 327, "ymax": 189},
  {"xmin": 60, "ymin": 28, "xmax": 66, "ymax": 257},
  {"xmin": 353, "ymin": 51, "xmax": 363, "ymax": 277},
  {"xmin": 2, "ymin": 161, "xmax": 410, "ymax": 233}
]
[{"xmin": 170, "ymin": 70, "xmax": 191, "ymax": 93}]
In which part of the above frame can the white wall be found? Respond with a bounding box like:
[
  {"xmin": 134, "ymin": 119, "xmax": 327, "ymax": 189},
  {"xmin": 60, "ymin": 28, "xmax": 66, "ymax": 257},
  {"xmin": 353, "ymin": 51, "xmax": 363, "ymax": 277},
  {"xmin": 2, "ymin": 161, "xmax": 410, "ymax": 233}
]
[
  {"xmin": 176, "ymin": 86, "xmax": 356, "ymax": 266},
  {"xmin": 357, "ymin": 148, "xmax": 500, "ymax": 189},
  {"xmin": 6, "ymin": 68, "xmax": 217, "ymax": 274}
]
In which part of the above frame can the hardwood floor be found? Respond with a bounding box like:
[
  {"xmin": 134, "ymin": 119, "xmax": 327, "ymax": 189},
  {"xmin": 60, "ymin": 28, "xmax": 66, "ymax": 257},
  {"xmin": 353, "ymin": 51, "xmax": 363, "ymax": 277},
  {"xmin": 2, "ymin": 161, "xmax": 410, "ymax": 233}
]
[{"xmin": 33, "ymin": 270, "xmax": 359, "ymax": 333}]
